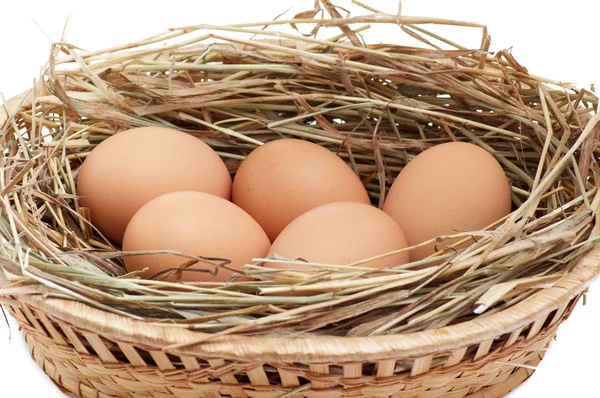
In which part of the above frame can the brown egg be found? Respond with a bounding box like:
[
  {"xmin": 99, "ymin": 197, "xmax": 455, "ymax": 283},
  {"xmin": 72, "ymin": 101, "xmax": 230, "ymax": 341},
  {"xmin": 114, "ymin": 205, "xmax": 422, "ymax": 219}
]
[
  {"xmin": 383, "ymin": 142, "xmax": 512, "ymax": 262},
  {"xmin": 123, "ymin": 191, "xmax": 270, "ymax": 282},
  {"xmin": 77, "ymin": 127, "xmax": 231, "ymax": 243},
  {"xmin": 268, "ymin": 202, "xmax": 409, "ymax": 272},
  {"xmin": 232, "ymin": 139, "xmax": 370, "ymax": 241}
]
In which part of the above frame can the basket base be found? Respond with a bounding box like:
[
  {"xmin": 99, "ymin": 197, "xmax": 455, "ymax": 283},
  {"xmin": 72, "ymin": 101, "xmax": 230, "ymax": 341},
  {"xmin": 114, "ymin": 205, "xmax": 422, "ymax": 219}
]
[
  {"xmin": 19, "ymin": 323, "xmax": 546, "ymax": 398},
  {"xmin": 31, "ymin": 343, "xmax": 542, "ymax": 398},
  {"xmin": 38, "ymin": 353, "xmax": 542, "ymax": 398}
]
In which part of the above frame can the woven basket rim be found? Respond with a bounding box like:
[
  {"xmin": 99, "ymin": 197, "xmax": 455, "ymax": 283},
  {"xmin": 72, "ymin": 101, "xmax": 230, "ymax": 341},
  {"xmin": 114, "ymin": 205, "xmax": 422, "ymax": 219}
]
[{"xmin": 5, "ymin": 243, "xmax": 598, "ymax": 362}]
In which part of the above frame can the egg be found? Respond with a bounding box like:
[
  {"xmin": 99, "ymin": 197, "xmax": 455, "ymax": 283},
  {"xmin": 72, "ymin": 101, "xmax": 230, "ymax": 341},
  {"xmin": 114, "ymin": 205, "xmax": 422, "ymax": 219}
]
[
  {"xmin": 232, "ymin": 139, "xmax": 370, "ymax": 241},
  {"xmin": 77, "ymin": 127, "xmax": 231, "ymax": 243},
  {"xmin": 268, "ymin": 202, "xmax": 409, "ymax": 271},
  {"xmin": 123, "ymin": 191, "xmax": 270, "ymax": 282},
  {"xmin": 383, "ymin": 142, "xmax": 512, "ymax": 262}
]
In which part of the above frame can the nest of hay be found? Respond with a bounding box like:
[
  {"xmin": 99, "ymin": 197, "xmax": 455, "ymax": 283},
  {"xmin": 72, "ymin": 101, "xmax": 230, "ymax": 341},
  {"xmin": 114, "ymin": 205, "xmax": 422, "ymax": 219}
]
[{"xmin": 1, "ymin": 1, "xmax": 599, "ymax": 344}]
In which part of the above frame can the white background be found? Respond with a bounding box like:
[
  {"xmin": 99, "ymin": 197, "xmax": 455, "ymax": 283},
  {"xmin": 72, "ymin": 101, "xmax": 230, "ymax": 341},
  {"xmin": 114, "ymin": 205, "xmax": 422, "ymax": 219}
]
[{"xmin": 0, "ymin": 1, "xmax": 598, "ymax": 397}]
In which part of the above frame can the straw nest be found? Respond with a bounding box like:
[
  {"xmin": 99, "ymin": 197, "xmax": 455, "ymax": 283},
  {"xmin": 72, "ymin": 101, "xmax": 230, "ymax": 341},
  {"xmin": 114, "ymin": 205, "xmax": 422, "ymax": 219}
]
[{"xmin": 1, "ymin": 1, "xmax": 599, "ymax": 344}]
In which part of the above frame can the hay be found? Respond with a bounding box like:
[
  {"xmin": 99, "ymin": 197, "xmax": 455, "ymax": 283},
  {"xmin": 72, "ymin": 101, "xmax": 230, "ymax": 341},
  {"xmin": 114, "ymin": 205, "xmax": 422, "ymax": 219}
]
[{"xmin": 1, "ymin": 0, "xmax": 599, "ymax": 342}]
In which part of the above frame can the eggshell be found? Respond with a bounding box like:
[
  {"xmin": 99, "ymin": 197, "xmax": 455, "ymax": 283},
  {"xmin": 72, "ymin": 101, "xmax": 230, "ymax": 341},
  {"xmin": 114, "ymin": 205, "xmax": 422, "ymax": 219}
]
[
  {"xmin": 268, "ymin": 202, "xmax": 409, "ymax": 271},
  {"xmin": 232, "ymin": 139, "xmax": 370, "ymax": 241},
  {"xmin": 383, "ymin": 142, "xmax": 512, "ymax": 262},
  {"xmin": 77, "ymin": 127, "xmax": 231, "ymax": 242},
  {"xmin": 123, "ymin": 191, "xmax": 270, "ymax": 282}
]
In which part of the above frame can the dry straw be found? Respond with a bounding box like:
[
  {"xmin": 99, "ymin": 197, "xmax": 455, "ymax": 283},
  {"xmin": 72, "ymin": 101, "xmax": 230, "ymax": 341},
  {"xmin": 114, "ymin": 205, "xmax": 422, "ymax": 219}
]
[{"xmin": 1, "ymin": 0, "xmax": 599, "ymax": 347}]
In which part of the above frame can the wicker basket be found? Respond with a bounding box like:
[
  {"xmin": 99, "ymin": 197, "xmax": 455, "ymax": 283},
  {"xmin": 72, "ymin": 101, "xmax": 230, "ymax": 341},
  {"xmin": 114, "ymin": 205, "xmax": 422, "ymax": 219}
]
[
  {"xmin": 1, "ymin": 83, "xmax": 599, "ymax": 398},
  {"xmin": 2, "ymin": 10, "xmax": 600, "ymax": 396}
]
